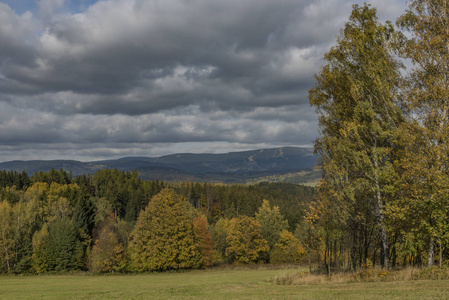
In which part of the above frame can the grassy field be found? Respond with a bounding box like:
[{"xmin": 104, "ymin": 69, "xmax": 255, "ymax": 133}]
[{"xmin": 1, "ymin": 267, "xmax": 449, "ymax": 299}]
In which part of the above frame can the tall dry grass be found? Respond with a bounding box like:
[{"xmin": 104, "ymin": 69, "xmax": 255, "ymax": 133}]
[{"xmin": 272, "ymin": 266, "xmax": 449, "ymax": 285}]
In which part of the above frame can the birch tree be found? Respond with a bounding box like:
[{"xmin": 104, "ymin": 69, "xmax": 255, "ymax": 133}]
[
  {"xmin": 309, "ymin": 4, "xmax": 403, "ymax": 269},
  {"xmin": 398, "ymin": 0, "xmax": 449, "ymax": 267}
]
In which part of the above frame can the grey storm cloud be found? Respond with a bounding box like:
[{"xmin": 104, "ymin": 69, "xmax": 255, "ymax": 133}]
[{"xmin": 0, "ymin": 0, "xmax": 407, "ymax": 161}]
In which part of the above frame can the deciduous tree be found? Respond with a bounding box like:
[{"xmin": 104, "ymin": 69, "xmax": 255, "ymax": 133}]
[
  {"xmin": 210, "ymin": 217, "xmax": 230, "ymax": 263},
  {"xmin": 193, "ymin": 215, "xmax": 214, "ymax": 267},
  {"xmin": 255, "ymin": 199, "xmax": 289, "ymax": 249},
  {"xmin": 309, "ymin": 4, "xmax": 403, "ymax": 269},
  {"xmin": 270, "ymin": 230, "xmax": 305, "ymax": 264},
  {"xmin": 397, "ymin": 0, "xmax": 449, "ymax": 268},
  {"xmin": 0, "ymin": 201, "xmax": 15, "ymax": 273},
  {"xmin": 90, "ymin": 215, "xmax": 126, "ymax": 273},
  {"xmin": 129, "ymin": 189, "xmax": 201, "ymax": 271},
  {"xmin": 225, "ymin": 215, "xmax": 269, "ymax": 264}
]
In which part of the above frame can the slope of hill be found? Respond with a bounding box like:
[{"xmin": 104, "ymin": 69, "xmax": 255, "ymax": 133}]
[{"xmin": 0, "ymin": 147, "xmax": 318, "ymax": 183}]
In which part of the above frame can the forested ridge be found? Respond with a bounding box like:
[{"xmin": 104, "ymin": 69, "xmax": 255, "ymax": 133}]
[
  {"xmin": 0, "ymin": 147, "xmax": 317, "ymax": 184},
  {"xmin": 0, "ymin": 169, "xmax": 315, "ymax": 273}
]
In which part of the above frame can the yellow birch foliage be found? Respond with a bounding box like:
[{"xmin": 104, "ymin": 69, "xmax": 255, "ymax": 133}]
[
  {"xmin": 270, "ymin": 230, "xmax": 305, "ymax": 264},
  {"xmin": 0, "ymin": 201, "xmax": 15, "ymax": 273},
  {"xmin": 397, "ymin": 0, "xmax": 449, "ymax": 266},
  {"xmin": 129, "ymin": 188, "xmax": 201, "ymax": 271},
  {"xmin": 31, "ymin": 224, "xmax": 49, "ymax": 274},
  {"xmin": 225, "ymin": 215, "xmax": 269, "ymax": 264},
  {"xmin": 255, "ymin": 199, "xmax": 289, "ymax": 249},
  {"xmin": 90, "ymin": 216, "xmax": 126, "ymax": 273}
]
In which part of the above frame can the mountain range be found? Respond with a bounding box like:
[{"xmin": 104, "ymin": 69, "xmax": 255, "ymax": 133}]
[{"xmin": 0, "ymin": 147, "xmax": 319, "ymax": 184}]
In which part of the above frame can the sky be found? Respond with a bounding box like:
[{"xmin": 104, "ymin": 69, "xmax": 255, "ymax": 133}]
[{"xmin": 0, "ymin": 0, "xmax": 407, "ymax": 162}]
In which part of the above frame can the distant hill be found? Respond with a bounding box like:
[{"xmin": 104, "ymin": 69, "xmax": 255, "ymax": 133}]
[{"xmin": 0, "ymin": 147, "xmax": 319, "ymax": 184}]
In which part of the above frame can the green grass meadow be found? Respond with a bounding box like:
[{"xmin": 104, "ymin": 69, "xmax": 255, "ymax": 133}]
[{"xmin": 1, "ymin": 268, "xmax": 449, "ymax": 299}]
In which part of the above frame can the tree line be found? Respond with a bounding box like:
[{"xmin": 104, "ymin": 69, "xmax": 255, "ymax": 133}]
[
  {"xmin": 308, "ymin": 1, "xmax": 449, "ymax": 272},
  {"xmin": 0, "ymin": 169, "xmax": 315, "ymax": 273}
]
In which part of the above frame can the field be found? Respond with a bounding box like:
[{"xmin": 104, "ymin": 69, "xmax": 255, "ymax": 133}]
[{"xmin": 1, "ymin": 267, "xmax": 449, "ymax": 299}]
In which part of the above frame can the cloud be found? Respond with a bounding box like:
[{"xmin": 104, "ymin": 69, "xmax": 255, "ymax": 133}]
[
  {"xmin": 0, "ymin": 3, "xmax": 37, "ymax": 67},
  {"xmin": 0, "ymin": 0, "xmax": 407, "ymax": 161}
]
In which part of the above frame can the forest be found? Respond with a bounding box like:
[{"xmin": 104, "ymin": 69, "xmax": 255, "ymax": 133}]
[
  {"xmin": 2, "ymin": 0, "xmax": 449, "ymax": 275},
  {"xmin": 0, "ymin": 169, "xmax": 315, "ymax": 273}
]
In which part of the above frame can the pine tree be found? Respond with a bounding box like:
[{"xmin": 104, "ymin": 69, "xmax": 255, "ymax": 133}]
[{"xmin": 32, "ymin": 219, "xmax": 84, "ymax": 272}]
